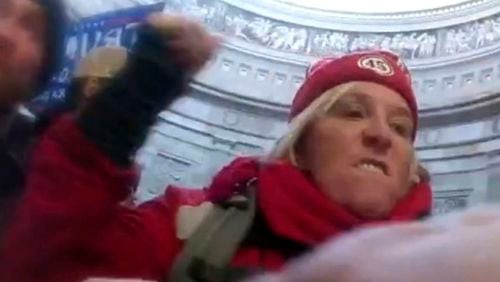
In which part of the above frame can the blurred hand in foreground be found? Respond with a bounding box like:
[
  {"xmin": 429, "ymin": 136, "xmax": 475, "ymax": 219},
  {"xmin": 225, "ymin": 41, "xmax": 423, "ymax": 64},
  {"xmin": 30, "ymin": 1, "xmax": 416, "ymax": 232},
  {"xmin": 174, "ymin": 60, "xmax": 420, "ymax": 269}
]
[{"xmin": 248, "ymin": 206, "xmax": 500, "ymax": 282}]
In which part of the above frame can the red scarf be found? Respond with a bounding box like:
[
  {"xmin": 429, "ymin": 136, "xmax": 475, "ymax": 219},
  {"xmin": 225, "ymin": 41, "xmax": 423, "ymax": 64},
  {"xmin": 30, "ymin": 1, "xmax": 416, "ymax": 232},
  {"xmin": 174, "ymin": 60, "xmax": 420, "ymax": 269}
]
[{"xmin": 207, "ymin": 157, "xmax": 432, "ymax": 246}]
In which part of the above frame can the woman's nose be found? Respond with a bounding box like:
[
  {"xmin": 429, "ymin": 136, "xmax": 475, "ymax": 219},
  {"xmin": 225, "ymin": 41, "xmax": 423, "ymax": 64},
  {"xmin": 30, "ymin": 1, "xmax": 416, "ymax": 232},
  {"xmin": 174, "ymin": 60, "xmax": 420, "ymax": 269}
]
[{"xmin": 362, "ymin": 118, "xmax": 393, "ymax": 152}]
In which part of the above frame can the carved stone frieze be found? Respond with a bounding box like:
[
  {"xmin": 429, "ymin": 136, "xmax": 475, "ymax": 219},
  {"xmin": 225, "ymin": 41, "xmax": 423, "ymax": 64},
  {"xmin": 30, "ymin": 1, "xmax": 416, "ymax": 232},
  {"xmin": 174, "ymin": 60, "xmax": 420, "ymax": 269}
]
[{"xmin": 164, "ymin": 0, "xmax": 500, "ymax": 60}]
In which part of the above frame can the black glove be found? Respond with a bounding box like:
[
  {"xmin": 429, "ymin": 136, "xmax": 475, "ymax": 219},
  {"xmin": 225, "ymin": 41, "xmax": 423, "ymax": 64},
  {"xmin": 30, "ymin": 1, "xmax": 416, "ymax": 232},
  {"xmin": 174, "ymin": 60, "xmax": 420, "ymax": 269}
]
[{"xmin": 77, "ymin": 24, "xmax": 189, "ymax": 166}]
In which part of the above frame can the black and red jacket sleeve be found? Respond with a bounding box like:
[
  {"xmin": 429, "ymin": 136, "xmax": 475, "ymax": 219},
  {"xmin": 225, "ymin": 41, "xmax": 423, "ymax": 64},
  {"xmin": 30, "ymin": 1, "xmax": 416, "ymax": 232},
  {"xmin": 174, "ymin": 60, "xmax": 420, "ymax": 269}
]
[{"xmin": 0, "ymin": 25, "xmax": 189, "ymax": 281}]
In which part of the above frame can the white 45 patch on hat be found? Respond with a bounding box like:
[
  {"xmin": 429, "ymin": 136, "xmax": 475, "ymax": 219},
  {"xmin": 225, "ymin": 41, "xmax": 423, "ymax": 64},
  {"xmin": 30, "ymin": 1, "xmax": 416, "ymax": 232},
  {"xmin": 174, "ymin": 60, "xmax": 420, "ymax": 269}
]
[{"xmin": 357, "ymin": 56, "xmax": 394, "ymax": 76}]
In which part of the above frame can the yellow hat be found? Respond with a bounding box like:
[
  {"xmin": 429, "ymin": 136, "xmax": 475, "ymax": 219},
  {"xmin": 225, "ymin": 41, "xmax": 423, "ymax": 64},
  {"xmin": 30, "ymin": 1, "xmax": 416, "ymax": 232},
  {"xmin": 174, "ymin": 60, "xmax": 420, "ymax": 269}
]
[{"xmin": 73, "ymin": 46, "xmax": 128, "ymax": 79}]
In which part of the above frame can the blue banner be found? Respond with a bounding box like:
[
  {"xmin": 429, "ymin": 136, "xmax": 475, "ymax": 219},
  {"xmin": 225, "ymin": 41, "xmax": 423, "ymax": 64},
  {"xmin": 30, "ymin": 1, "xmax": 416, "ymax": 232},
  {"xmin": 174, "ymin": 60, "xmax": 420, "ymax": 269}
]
[{"xmin": 31, "ymin": 3, "xmax": 165, "ymax": 112}]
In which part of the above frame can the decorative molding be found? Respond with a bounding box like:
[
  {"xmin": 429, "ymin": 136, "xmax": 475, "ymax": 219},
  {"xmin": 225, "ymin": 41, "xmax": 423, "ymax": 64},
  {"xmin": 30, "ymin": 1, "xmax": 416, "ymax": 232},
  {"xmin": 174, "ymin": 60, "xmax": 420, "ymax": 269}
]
[
  {"xmin": 433, "ymin": 188, "xmax": 473, "ymax": 214},
  {"xmin": 161, "ymin": 1, "xmax": 500, "ymax": 113},
  {"xmin": 269, "ymin": 0, "xmax": 489, "ymax": 18},
  {"xmin": 196, "ymin": 46, "xmax": 500, "ymax": 114},
  {"xmin": 235, "ymin": 0, "xmax": 497, "ymax": 24},
  {"xmin": 151, "ymin": 152, "xmax": 197, "ymax": 184},
  {"xmin": 164, "ymin": 0, "xmax": 500, "ymax": 61}
]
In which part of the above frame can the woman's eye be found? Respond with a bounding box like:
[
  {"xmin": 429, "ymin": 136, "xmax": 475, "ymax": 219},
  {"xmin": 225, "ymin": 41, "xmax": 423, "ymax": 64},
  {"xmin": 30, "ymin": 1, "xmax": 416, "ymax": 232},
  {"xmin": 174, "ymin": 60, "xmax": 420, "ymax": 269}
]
[
  {"xmin": 345, "ymin": 109, "xmax": 364, "ymax": 118},
  {"xmin": 391, "ymin": 122, "xmax": 411, "ymax": 138},
  {"xmin": 341, "ymin": 104, "xmax": 367, "ymax": 119}
]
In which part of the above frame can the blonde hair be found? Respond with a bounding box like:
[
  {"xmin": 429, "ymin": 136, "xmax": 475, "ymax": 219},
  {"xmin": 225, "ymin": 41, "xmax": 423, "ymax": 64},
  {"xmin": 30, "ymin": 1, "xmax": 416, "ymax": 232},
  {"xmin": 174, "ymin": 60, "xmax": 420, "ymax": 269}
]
[{"xmin": 269, "ymin": 82, "xmax": 358, "ymax": 164}]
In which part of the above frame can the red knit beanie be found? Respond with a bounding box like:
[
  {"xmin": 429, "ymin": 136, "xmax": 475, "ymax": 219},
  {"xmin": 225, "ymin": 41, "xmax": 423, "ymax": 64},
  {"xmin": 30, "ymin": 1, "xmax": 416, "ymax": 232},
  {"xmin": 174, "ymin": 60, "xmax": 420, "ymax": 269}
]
[{"xmin": 290, "ymin": 50, "xmax": 417, "ymax": 138}]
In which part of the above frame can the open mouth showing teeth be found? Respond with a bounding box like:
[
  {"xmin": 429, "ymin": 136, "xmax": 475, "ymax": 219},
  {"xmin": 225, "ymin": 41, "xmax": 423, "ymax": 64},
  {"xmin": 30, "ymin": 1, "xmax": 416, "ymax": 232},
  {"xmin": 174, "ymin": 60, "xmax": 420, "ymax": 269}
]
[{"xmin": 357, "ymin": 159, "xmax": 388, "ymax": 176}]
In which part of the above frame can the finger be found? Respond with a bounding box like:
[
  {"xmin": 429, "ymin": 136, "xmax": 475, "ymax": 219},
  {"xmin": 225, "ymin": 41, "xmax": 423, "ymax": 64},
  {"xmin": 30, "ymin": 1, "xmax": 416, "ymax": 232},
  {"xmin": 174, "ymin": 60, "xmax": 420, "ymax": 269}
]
[
  {"xmin": 146, "ymin": 13, "xmax": 192, "ymax": 36},
  {"xmin": 169, "ymin": 39, "xmax": 216, "ymax": 67},
  {"xmin": 207, "ymin": 34, "xmax": 223, "ymax": 52}
]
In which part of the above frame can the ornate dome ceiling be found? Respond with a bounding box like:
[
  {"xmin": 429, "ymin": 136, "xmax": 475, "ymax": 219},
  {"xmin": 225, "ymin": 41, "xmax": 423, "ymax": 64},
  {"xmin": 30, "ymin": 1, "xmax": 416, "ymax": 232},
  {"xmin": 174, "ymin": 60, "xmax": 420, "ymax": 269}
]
[
  {"xmin": 62, "ymin": 0, "xmax": 500, "ymax": 115},
  {"xmin": 276, "ymin": 0, "xmax": 471, "ymax": 14},
  {"xmin": 160, "ymin": 0, "xmax": 500, "ymax": 113},
  {"xmin": 60, "ymin": 0, "xmax": 500, "ymax": 209}
]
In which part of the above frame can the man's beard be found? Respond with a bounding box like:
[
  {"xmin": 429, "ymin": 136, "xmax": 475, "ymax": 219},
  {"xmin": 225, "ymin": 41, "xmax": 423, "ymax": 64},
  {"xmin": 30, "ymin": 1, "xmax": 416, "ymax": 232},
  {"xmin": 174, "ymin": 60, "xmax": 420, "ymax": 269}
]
[{"xmin": 0, "ymin": 68, "xmax": 34, "ymax": 110}]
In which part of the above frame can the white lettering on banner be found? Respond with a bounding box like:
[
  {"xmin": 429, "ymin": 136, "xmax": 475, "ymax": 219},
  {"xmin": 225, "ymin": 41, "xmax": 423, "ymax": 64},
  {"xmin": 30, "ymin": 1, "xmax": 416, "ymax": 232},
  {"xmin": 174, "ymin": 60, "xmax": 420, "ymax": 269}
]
[
  {"xmin": 52, "ymin": 89, "xmax": 66, "ymax": 100},
  {"xmin": 57, "ymin": 68, "xmax": 70, "ymax": 84},
  {"xmin": 65, "ymin": 36, "xmax": 78, "ymax": 60},
  {"xmin": 103, "ymin": 28, "xmax": 124, "ymax": 47},
  {"xmin": 80, "ymin": 31, "xmax": 103, "ymax": 58},
  {"xmin": 125, "ymin": 23, "xmax": 141, "ymax": 46}
]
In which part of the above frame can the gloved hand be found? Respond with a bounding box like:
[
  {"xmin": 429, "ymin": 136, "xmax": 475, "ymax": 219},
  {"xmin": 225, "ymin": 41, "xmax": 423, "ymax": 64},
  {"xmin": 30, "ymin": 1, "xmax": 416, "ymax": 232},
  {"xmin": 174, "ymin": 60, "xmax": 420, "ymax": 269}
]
[
  {"xmin": 146, "ymin": 13, "xmax": 221, "ymax": 75},
  {"xmin": 247, "ymin": 206, "xmax": 500, "ymax": 282},
  {"xmin": 78, "ymin": 13, "xmax": 221, "ymax": 166}
]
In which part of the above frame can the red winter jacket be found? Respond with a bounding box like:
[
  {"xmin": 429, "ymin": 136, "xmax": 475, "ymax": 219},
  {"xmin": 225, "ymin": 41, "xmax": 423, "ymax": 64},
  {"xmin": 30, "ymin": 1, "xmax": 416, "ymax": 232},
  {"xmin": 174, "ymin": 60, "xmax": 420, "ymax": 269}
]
[{"xmin": 0, "ymin": 117, "xmax": 432, "ymax": 282}]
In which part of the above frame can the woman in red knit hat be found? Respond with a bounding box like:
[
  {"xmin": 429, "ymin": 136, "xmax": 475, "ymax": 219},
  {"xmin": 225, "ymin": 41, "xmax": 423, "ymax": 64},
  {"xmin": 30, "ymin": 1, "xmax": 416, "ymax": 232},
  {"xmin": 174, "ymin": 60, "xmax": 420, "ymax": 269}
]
[{"xmin": 1, "ymin": 14, "xmax": 431, "ymax": 282}]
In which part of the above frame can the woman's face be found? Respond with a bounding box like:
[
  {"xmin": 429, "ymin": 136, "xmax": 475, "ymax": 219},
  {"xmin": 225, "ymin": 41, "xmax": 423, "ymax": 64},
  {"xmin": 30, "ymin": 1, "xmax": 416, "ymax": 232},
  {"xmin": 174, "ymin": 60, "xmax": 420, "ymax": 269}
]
[{"xmin": 296, "ymin": 81, "xmax": 415, "ymax": 219}]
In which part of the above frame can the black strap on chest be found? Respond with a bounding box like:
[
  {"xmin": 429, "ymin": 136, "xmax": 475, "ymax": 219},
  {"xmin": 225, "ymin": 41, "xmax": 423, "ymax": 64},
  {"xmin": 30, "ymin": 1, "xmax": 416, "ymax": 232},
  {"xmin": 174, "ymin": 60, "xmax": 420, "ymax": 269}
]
[{"xmin": 167, "ymin": 179, "xmax": 258, "ymax": 282}]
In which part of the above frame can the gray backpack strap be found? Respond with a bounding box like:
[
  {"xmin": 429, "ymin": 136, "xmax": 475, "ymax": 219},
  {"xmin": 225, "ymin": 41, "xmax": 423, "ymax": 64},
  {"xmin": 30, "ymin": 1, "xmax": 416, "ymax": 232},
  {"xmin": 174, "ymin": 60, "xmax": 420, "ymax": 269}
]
[{"xmin": 167, "ymin": 178, "xmax": 258, "ymax": 282}]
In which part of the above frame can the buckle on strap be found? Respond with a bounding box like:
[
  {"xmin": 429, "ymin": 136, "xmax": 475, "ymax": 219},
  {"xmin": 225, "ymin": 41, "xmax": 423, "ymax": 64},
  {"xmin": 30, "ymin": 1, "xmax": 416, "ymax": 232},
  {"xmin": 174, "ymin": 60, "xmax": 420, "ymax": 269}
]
[{"xmin": 221, "ymin": 177, "xmax": 258, "ymax": 210}]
